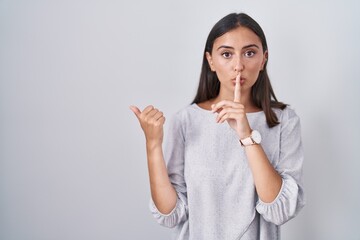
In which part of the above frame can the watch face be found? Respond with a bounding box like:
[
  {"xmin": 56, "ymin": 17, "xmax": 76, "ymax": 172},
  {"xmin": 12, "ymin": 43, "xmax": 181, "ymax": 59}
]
[{"xmin": 252, "ymin": 130, "xmax": 262, "ymax": 144}]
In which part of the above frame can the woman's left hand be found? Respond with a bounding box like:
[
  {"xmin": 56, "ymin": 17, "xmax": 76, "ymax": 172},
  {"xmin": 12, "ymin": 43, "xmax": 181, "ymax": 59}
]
[{"xmin": 211, "ymin": 73, "xmax": 252, "ymax": 139}]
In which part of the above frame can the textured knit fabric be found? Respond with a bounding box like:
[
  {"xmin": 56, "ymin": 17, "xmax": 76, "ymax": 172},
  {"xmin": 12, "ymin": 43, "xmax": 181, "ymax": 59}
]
[{"xmin": 149, "ymin": 103, "xmax": 305, "ymax": 240}]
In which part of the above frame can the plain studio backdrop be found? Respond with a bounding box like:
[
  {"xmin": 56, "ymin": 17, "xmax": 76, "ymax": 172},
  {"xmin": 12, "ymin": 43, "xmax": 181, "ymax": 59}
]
[{"xmin": 1, "ymin": 0, "xmax": 359, "ymax": 239}]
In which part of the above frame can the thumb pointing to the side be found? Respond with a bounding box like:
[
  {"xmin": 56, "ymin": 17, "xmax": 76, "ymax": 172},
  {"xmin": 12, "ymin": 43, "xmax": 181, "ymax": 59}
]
[{"xmin": 129, "ymin": 105, "xmax": 141, "ymax": 119}]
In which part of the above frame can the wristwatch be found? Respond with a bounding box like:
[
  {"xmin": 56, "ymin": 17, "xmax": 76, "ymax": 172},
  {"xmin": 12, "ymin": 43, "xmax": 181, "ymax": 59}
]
[{"xmin": 239, "ymin": 130, "xmax": 262, "ymax": 147}]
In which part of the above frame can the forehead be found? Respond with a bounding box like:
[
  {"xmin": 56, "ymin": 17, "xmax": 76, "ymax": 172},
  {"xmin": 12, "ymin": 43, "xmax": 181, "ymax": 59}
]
[{"xmin": 213, "ymin": 26, "xmax": 263, "ymax": 50}]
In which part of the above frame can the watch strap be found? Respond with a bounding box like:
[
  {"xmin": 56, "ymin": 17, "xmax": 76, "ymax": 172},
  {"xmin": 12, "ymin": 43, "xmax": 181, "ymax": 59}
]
[
  {"xmin": 239, "ymin": 136, "xmax": 255, "ymax": 146},
  {"xmin": 239, "ymin": 130, "xmax": 259, "ymax": 147}
]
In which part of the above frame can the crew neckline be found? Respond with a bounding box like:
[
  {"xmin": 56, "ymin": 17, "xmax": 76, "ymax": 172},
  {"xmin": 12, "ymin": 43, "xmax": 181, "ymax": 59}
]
[{"xmin": 191, "ymin": 103, "xmax": 264, "ymax": 115}]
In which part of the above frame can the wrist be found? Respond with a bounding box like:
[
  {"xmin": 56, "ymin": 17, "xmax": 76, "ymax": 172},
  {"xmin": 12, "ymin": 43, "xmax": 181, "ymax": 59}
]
[
  {"xmin": 238, "ymin": 128, "xmax": 252, "ymax": 140},
  {"xmin": 239, "ymin": 130, "xmax": 262, "ymax": 147},
  {"xmin": 146, "ymin": 140, "xmax": 162, "ymax": 151}
]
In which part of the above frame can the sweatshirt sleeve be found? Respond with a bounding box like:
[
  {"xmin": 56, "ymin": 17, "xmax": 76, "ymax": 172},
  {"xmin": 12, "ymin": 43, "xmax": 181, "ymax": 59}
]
[
  {"xmin": 149, "ymin": 111, "xmax": 188, "ymax": 228},
  {"xmin": 256, "ymin": 108, "xmax": 305, "ymax": 225}
]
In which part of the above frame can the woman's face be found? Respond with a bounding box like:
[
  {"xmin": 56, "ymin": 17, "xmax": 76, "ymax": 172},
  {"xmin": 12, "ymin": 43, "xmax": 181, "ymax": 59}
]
[{"xmin": 206, "ymin": 26, "xmax": 267, "ymax": 98}]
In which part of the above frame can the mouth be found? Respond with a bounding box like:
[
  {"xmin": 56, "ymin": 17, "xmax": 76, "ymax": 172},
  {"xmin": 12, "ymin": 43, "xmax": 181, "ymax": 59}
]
[{"xmin": 232, "ymin": 77, "xmax": 245, "ymax": 85}]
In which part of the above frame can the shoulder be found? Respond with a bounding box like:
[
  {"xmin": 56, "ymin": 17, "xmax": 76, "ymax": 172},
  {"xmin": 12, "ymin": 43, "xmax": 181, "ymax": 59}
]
[
  {"xmin": 167, "ymin": 104, "xmax": 196, "ymax": 127},
  {"xmin": 172, "ymin": 104, "xmax": 194, "ymax": 117},
  {"xmin": 168, "ymin": 103, "xmax": 210, "ymax": 131},
  {"xmin": 273, "ymin": 106, "xmax": 301, "ymax": 131},
  {"xmin": 165, "ymin": 104, "xmax": 200, "ymax": 138},
  {"xmin": 273, "ymin": 106, "xmax": 299, "ymax": 121}
]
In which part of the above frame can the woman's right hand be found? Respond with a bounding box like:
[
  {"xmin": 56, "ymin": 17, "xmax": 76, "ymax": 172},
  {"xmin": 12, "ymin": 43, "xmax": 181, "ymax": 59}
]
[
  {"xmin": 130, "ymin": 105, "xmax": 177, "ymax": 214},
  {"xmin": 130, "ymin": 105, "xmax": 165, "ymax": 148}
]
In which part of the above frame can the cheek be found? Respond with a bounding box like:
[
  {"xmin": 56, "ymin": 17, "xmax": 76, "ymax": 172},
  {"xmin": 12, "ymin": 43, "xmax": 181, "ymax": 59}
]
[
  {"xmin": 214, "ymin": 59, "xmax": 232, "ymax": 73},
  {"xmin": 247, "ymin": 60, "xmax": 263, "ymax": 73},
  {"xmin": 213, "ymin": 63, "xmax": 232, "ymax": 82}
]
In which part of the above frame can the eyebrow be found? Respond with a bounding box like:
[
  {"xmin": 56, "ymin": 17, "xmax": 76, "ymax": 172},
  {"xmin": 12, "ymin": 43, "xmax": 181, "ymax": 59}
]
[{"xmin": 217, "ymin": 44, "xmax": 260, "ymax": 51}]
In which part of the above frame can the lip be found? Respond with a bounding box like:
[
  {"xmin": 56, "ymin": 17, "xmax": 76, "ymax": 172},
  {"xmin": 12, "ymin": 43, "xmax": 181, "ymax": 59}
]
[{"xmin": 232, "ymin": 77, "xmax": 245, "ymax": 85}]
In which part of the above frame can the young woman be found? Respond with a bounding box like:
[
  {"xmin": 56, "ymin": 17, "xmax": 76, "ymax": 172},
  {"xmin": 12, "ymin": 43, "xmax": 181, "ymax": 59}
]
[{"xmin": 130, "ymin": 13, "xmax": 305, "ymax": 240}]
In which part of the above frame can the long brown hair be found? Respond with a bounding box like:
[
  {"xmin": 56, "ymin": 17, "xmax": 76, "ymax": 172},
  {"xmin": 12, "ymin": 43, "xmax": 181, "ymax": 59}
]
[{"xmin": 192, "ymin": 13, "xmax": 286, "ymax": 128}]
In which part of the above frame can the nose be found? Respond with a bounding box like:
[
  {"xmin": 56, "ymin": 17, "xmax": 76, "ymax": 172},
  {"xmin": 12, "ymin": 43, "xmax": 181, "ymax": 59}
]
[{"xmin": 234, "ymin": 56, "xmax": 244, "ymax": 73}]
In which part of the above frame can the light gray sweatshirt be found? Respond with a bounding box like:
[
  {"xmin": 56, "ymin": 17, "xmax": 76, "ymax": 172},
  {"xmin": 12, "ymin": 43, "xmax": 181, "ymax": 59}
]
[{"xmin": 150, "ymin": 104, "xmax": 305, "ymax": 240}]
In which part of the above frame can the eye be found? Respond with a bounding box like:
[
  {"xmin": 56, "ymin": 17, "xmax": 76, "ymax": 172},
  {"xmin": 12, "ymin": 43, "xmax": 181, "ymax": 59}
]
[
  {"xmin": 221, "ymin": 51, "xmax": 232, "ymax": 59},
  {"xmin": 244, "ymin": 50, "xmax": 256, "ymax": 58}
]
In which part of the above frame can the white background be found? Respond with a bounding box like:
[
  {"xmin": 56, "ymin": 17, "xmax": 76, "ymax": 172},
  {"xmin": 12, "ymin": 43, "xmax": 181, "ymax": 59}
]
[{"xmin": 1, "ymin": 0, "xmax": 359, "ymax": 239}]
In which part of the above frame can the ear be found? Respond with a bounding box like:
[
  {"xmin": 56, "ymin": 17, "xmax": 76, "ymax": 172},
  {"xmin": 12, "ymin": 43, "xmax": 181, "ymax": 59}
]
[
  {"xmin": 206, "ymin": 52, "xmax": 215, "ymax": 71},
  {"xmin": 261, "ymin": 51, "xmax": 268, "ymax": 70}
]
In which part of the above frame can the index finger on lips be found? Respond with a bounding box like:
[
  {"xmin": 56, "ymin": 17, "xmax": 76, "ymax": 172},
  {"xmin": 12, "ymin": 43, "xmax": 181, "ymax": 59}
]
[{"xmin": 234, "ymin": 72, "xmax": 241, "ymax": 103}]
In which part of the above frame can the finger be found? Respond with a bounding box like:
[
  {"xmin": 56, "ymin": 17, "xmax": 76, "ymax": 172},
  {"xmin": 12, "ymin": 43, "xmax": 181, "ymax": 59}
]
[
  {"xmin": 218, "ymin": 112, "xmax": 241, "ymax": 123},
  {"xmin": 129, "ymin": 105, "xmax": 141, "ymax": 119},
  {"xmin": 211, "ymin": 100, "xmax": 237, "ymax": 113},
  {"xmin": 153, "ymin": 110, "xmax": 164, "ymax": 121},
  {"xmin": 211, "ymin": 105, "xmax": 223, "ymax": 114},
  {"xmin": 216, "ymin": 107, "xmax": 241, "ymax": 122},
  {"xmin": 234, "ymin": 72, "xmax": 241, "ymax": 103},
  {"xmin": 217, "ymin": 111, "xmax": 233, "ymax": 123},
  {"xmin": 158, "ymin": 116, "xmax": 166, "ymax": 125},
  {"xmin": 142, "ymin": 105, "xmax": 155, "ymax": 115},
  {"xmin": 146, "ymin": 108, "xmax": 160, "ymax": 119}
]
